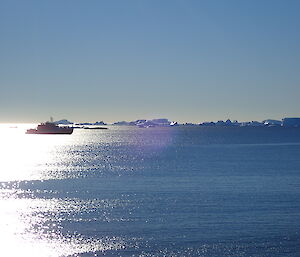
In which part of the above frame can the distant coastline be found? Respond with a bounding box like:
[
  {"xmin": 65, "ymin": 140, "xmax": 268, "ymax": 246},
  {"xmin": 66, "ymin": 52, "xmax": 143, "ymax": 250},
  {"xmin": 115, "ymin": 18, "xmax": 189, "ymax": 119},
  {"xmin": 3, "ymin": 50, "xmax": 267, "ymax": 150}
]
[{"xmin": 54, "ymin": 117, "xmax": 300, "ymax": 128}]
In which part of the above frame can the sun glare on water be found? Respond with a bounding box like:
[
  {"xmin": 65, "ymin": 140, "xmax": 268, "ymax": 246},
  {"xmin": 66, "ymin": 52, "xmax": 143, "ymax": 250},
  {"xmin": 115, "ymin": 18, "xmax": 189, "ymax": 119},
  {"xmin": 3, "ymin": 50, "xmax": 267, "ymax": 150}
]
[
  {"xmin": 0, "ymin": 124, "xmax": 72, "ymax": 181},
  {"xmin": 0, "ymin": 124, "xmax": 123, "ymax": 257}
]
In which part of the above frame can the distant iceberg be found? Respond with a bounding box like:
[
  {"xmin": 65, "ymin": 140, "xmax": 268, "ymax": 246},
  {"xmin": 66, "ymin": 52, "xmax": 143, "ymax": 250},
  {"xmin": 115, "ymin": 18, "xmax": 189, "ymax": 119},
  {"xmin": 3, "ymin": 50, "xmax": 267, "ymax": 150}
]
[
  {"xmin": 54, "ymin": 119, "xmax": 74, "ymax": 125},
  {"xmin": 282, "ymin": 118, "xmax": 300, "ymax": 127},
  {"xmin": 94, "ymin": 121, "xmax": 107, "ymax": 125},
  {"xmin": 76, "ymin": 121, "xmax": 107, "ymax": 126},
  {"xmin": 263, "ymin": 119, "xmax": 282, "ymax": 126},
  {"xmin": 112, "ymin": 118, "xmax": 178, "ymax": 127},
  {"xmin": 113, "ymin": 121, "xmax": 132, "ymax": 126}
]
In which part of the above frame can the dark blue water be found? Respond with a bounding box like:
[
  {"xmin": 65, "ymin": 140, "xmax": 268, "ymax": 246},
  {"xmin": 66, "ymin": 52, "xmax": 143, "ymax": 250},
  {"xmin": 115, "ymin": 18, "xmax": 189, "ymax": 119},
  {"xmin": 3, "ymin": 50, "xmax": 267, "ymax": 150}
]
[{"xmin": 1, "ymin": 126, "xmax": 300, "ymax": 256}]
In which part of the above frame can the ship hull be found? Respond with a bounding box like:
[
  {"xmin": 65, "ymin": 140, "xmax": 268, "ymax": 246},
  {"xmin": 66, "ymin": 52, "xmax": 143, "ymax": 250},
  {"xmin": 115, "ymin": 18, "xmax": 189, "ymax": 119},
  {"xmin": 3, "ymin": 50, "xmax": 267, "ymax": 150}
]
[
  {"xmin": 26, "ymin": 121, "xmax": 74, "ymax": 134},
  {"xmin": 26, "ymin": 131, "xmax": 73, "ymax": 135},
  {"xmin": 26, "ymin": 128, "xmax": 73, "ymax": 134}
]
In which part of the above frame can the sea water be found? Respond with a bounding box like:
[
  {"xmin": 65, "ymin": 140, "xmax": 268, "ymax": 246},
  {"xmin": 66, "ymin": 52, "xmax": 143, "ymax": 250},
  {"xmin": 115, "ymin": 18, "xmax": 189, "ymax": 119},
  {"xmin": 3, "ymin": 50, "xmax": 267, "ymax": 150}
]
[{"xmin": 0, "ymin": 125, "xmax": 300, "ymax": 256}]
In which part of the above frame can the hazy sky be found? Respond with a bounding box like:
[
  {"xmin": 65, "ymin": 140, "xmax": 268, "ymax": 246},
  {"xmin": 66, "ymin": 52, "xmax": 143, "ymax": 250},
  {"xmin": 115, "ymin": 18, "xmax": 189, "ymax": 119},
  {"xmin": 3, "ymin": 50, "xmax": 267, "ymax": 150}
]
[{"xmin": 1, "ymin": 0, "xmax": 299, "ymax": 123}]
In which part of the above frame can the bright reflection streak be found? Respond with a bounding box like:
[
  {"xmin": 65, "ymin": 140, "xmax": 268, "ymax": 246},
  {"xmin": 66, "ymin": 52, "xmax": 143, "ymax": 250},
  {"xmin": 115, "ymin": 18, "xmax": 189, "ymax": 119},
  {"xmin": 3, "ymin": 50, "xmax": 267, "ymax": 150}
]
[
  {"xmin": 0, "ymin": 124, "xmax": 128, "ymax": 256},
  {"xmin": 0, "ymin": 124, "xmax": 73, "ymax": 181},
  {"xmin": 0, "ymin": 190, "xmax": 127, "ymax": 257}
]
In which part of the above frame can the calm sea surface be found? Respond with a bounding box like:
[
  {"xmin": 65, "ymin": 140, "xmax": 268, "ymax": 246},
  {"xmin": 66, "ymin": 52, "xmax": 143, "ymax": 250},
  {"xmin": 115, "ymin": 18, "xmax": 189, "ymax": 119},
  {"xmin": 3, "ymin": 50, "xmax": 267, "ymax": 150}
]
[{"xmin": 1, "ymin": 125, "xmax": 300, "ymax": 256}]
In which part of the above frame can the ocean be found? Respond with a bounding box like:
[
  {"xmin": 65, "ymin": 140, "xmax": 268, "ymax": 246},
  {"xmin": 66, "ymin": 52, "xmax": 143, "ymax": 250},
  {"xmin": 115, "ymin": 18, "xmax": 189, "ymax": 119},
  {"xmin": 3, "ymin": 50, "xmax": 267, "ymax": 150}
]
[{"xmin": 0, "ymin": 125, "xmax": 300, "ymax": 256}]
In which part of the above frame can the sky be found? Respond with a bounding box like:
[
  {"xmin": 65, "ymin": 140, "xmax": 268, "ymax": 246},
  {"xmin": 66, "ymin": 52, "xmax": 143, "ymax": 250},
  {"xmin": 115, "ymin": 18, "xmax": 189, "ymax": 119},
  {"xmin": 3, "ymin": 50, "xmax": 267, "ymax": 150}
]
[{"xmin": 0, "ymin": 0, "xmax": 299, "ymax": 123}]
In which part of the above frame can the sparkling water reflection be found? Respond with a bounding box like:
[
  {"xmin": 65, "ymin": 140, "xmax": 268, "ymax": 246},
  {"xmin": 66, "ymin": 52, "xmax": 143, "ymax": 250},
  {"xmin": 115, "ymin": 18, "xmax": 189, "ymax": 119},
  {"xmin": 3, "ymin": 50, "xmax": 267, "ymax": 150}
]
[
  {"xmin": 0, "ymin": 124, "xmax": 300, "ymax": 256},
  {"xmin": 0, "ymin": 125, "xmax": 132, "ymax": 256}
]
